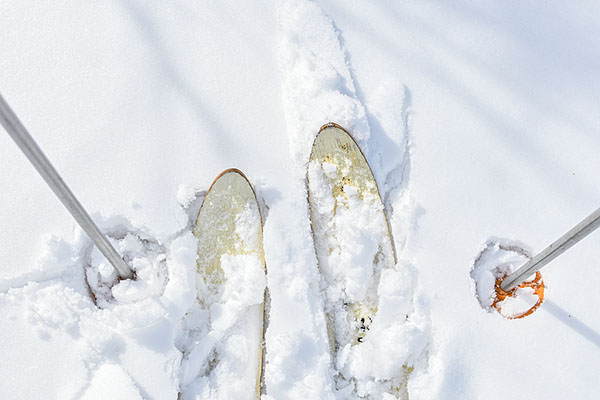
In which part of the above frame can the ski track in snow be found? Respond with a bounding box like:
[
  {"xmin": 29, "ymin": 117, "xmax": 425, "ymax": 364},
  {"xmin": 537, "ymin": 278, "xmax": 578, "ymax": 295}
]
[{"xmin": 277, "ymin": 0, "xmax": 370, "ymax": 171}]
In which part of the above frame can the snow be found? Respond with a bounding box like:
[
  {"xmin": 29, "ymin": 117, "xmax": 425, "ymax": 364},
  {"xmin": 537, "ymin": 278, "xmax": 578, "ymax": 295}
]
[
  {"xmin": 82, "ymin": 364, "xmax": 143, "ymax": 400},
  {"xmin": 1, "ymin": 0, "xmax": 600, "ymax": 399}
]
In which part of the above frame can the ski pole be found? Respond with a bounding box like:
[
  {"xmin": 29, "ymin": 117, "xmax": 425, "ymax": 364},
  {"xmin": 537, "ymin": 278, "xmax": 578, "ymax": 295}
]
[
  {"xmin": 501, "ymin": 206, "xmax": 600, "ymax": 292},
  {"xmin": 0, "ymin": 93, "xmax": 133, "ymax": 280}
]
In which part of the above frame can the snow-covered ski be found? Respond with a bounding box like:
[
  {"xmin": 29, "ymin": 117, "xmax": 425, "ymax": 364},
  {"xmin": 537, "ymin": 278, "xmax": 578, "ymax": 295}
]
[
  {"xmin": 308, "ymin": 123, "xmax": 410, "ymax": 398},
  {"xmin": 180, "ymin": 169, "xmax": 266, "ymax": 399}
]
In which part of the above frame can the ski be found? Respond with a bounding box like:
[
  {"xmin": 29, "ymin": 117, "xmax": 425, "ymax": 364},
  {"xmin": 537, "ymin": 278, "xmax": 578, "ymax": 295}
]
[
  {"xmin": 308, "ymin": 123, "xmax": 409, "ymax": 398},
  {"xmin": 181, "ymin": 169, "xmax": 266, "ymax": 399}
]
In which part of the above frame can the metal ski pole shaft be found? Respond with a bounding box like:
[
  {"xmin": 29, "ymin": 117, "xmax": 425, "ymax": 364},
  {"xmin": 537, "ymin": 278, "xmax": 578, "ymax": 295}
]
[
  {"xmin": 0, "ymin": 93, "xmax": 133, "ymax": 279},
  {"xmin": 501, "ymin": 206, "xmax": 600, "ymax": 292}
]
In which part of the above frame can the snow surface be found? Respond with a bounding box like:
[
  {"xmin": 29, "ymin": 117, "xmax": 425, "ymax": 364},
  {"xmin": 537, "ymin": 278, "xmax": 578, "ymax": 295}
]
[{"xmin": 2, "ymin": 0, "xmax": 600, "ymax": 399}]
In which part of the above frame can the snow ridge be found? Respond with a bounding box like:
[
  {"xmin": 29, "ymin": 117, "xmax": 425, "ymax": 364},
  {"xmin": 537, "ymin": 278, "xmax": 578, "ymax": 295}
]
[{"xmin": 277, "ymin": 0, "xmax": 371, "ymax": 173}]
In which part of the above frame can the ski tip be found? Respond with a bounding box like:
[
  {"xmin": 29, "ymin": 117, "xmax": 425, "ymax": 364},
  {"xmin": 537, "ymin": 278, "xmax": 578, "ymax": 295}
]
[
  {"xmin": 313, "ymin": 122, "xmax": 362, "ymax": 158},
  {"xmin": 319, "ymin": 122, "xmax": 348, "ymax": 133},
  {"xmin": 200, "ymin": 168, "xmax": 258, "ymax": 213},
  {"xmin": 196, "ymin": 167, "xmax": 263, "ymax": 236},
  {"xmin": 205, "ymin": 168, "xmax": 254, "ymax": 194},
  {"xmin": 311, "ymin": 122, "xmax": 398, "ymax": 264},
  {"xmin": 212, "ymin": 168, "xmax": 249, "ymax": 183}
]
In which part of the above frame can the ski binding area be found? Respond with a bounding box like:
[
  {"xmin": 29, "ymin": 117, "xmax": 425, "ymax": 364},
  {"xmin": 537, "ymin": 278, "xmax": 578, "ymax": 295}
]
[{"xmin": 2, "ymin": 1, "xmax": 600, "ymax": 399}]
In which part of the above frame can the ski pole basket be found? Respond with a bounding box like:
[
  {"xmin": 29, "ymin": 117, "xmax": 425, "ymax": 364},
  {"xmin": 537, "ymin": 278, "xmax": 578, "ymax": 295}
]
[{"xmin": 492, "ymin": 272, "xmax": 545, "ymax": 320}]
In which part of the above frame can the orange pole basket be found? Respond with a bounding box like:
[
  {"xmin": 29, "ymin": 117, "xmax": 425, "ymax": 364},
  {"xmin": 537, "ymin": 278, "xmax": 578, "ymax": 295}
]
[{"xmin": 492, "ymin": 272, "xmax": 545, "ymax": 319}]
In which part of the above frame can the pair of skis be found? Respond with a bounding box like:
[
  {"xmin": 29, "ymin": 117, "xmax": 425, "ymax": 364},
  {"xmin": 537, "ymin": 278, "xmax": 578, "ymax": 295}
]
[{"xmin": 187, "ymin": 123, "xmax": 402, "ymax": 398}]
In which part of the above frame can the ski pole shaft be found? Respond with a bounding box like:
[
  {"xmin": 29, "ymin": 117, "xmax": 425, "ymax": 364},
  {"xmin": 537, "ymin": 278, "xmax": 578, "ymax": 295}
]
[
  {"xmin": 501, "ymin": 206, "xmax": 600, "ymax": 292},
  {"xmin": 0, "ymin": 93, "xmax": 133, "ymax": 279}
]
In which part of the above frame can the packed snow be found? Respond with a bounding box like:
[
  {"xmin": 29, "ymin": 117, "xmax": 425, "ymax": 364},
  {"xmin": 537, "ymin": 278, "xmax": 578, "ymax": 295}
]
[{"xmin": 1, "ymin": 0, "xmax": 600, "ymax": 399}]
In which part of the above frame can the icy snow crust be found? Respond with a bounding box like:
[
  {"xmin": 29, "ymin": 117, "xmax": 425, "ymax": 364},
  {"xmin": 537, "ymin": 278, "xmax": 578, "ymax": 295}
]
[{"xmin": 2, "ymin": 0, "xmax": 600, "ymax": 399}]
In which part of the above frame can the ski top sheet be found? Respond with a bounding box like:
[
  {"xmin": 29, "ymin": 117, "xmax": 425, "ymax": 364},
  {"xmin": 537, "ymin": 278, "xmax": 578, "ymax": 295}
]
[
  {"xmin": 193, "ymin": 169, "xmax": 266, "ymax": 399},
  {"xmin": 308, "ymin": 123, "xmax": 408, "ymax": 398}
]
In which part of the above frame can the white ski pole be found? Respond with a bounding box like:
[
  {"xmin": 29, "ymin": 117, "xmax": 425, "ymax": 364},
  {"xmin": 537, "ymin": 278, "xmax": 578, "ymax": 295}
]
[
  {"xmin": 501, "ymin": 206, "xmax": 600, "ymax": 292},
  {"xmin": 0, "ymin": 93, "xmax": 133, "ymax": 280}
]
